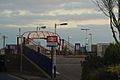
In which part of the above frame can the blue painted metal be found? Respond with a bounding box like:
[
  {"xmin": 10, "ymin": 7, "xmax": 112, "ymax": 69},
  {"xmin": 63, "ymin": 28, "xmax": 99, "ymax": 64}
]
[{"xmin": 23, "ymin": 46, "xmax": 52, "ymax": 76}]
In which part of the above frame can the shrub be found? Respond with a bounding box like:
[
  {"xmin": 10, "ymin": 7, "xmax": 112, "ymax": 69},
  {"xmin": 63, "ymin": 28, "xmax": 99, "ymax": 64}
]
[
  {"xmin": 81, "ymin": 54, "xmax": 103, "ymax": 80},
  {"xmin": 90, "ymin": 68, "xmax": 118, "ymax": 80},
  {"xmin": 103, "ymin": 43, "xmax": 120, "ymax": 65},
  {"xmin": 81, "ymin": 43, "xmax": 120, "ymax": 80}
]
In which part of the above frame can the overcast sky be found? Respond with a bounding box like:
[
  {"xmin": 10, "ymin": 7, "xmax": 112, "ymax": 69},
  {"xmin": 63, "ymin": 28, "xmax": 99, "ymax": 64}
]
[{"xmin": 0, "ymin": 0, "xmax": 115, "ymax": 47}]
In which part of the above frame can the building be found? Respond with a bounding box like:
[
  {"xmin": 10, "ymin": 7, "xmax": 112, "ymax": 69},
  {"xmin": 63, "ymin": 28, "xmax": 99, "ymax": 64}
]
[{"xmin": 91, "ymin": 43, "xmax": 110, "ymax": 57}]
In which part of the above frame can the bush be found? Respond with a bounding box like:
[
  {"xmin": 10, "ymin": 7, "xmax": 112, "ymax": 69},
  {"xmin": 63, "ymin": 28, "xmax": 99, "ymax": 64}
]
[
  {"xmin": 82, "ymin": 65, "xmax": 119, "ymax": 80},
  {"xmin": 89, "ymin": 68, "xmax": 118, "ymax": 80},
  {"xmin": 81, "ymin": 43, "xmax": 120, "ymax": 80},
  {"xmin": 81, "ymin": 54, "xmax": 103, "ymax": 80},
  {"xmin": 103, "ymin": 43, "xmax": 120, "ymax": 65},
  {"xmin": 107, "ymin": 64, "xmax": 120, "ymax": 77}
]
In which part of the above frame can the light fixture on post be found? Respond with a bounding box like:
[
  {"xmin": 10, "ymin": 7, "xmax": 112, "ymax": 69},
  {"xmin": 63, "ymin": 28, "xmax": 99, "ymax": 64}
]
[
  {"xmin": 55, "ymin": 22, "xmax": 68, "ymax": 34},
  {"xmin": 0, "ymin": 33, "xmax": 8, "ymax": 48},
  {"xmin": 36, "ymin": 26, "xmax": 46, "ymax": 31},
  {"xmin": 36, "ymin": 25, "xmax": 46, "ymax": 51},
  {"xmin": 89, "ymin": 33, "xmax": 92, "ymax": 52},
  {"xmin": 81, "ymin": 28, "xmax": 90, "ymax": 52},
  {"xmin": 52, "ymin": 22, "xmax": 68, "ymax": 79},
  {"xmin": 16, "ymin": 28, "xmax": 23, "ymax": 72},
  {"xmin": 2, "ymin": 35, "xmax": 8, "ymax": 48},
  {"xmin": 67, "ymin": 36, "xmax": 72, "ymax": 55}
]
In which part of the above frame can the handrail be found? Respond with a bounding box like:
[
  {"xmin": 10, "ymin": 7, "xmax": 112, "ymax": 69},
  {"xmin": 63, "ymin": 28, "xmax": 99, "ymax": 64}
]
[
  {"xmin": 63, "ymin": 39, "xmax": 75, "ymax": 54},
  {"xmin": 25, "ymin": 39, "xmax": 49, "ymax": 54}
]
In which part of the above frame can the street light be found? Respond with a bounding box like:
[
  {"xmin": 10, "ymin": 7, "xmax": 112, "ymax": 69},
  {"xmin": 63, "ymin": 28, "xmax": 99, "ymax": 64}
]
[
  {"xmin": 67, "ymin": 36, "xmax": 72, "ymax": 54},
  {"xmin": 18, "ymin": 28, "xmax": 23, "ymax": 72},
  {"xmin": 81, "ymin": 28, "xmax": 90, "ymax": 52},
  {"xmin": 2, "ymin": 35, "xmax": 8, "ymax": 48},
  {"xmin": 16, "ymin": 28, "xmax": 24, "ymax": 72},
  {"xmin": 0, "ymin": 33, "xmax": 8, "ymax": 48},
  {"xmin": 36, "ymin": 26, "xmax": 46, "ymax": 31},
  {"xmin": 0, "ymin": 33, "xmax": 1, "ymax": 48},
  {"xmin": 36, "ymin": 25, "xmax": 46, "ymax": 50},
  {"xmin": 52, "ymin": 22, "xmax": 68, "ymax": 79},
  {"xmin": 81, "ymin": 28, "xmax": 90, "ymax": 38},
  {"xmin": 89, "ymin": 33, "xmax": 92, "ymax": 52},
  {"xmin": 55, "ymin": 22, "xmax": 68, "ymax": 34}
]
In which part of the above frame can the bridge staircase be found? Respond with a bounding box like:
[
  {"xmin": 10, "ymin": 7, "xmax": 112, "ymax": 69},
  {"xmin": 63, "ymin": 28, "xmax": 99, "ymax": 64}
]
[
  {"xmin": 21, "ymin": 41, "xmax": 52, "ymax": 79},
  {"xmin": 26, "ymin": 40, "xmax": 49, "ymax": 54},
  {"xmin": 23, "ymin": 46, "xmax": 52, "ymax": 78},
  {"xmin": 62, "ymin": 39, "xmax": 75, "ymax": 55}
]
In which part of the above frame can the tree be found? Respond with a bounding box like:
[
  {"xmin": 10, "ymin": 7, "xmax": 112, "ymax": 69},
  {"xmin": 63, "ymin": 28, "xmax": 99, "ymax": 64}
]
[
  {"xmin": 81, "ymin": 43, "xmax": 120, "ymax": 80},
  {"xmin": 103, "ymin": 43, "xmax": 120, "ymax": 65},
  {"xmin": 95, "ymin": 0, "xmax": 120, "ymax": 43}
]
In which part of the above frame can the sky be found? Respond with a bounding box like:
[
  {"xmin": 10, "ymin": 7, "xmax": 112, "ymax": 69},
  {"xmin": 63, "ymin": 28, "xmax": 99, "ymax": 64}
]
[{"xmin": 0, "ymin": 0, "xmax": 116, "ymax": 48}]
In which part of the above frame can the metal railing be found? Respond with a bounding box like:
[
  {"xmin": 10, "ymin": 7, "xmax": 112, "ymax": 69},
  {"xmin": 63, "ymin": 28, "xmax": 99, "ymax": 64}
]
[
  {"xmin": 25, "ymin": 39, "xmax": 49, "ymax": 54},
  {"xmin": 63, "ymin": 39, "xmax": 75, "ymax": 54},
  {"xmin": 23, "ymin": 46, "xmax": 52, "ymax": 77}
]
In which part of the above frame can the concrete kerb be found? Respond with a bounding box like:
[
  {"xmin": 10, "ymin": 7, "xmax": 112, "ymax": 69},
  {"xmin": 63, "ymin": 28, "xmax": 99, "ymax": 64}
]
[
  {"xmin": 8, "ymin": 72, "xmax": 27, "ymax": 80},
  {"xmin": 9, "ymin": 72, "xmax": 49, "ymax": 80}
]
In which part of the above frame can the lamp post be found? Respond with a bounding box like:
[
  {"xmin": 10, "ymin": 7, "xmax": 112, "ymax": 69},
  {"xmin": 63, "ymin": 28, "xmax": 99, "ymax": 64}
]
[
  {"xmin": 52, "ymin": 22, "xmax": 68, "ymax": 79},
  {"xmin": 89, "ymin": 33, "xmax": 92, "ymax": 52},
  {"xmin": 0, "ymin": 33, "xmax": 8, "ymax": 48},
  {"xmin": 18, "ymin": 28, "xmax": 23, "ymax": 72},
  {"xmin": 67, "ymin": 36, "xmax": 72, "ymax": 54},
  {"xmin": 2, "ymin": 35, "xmax": 8, "ymax": 48},
  {"xmin": 36, "ymin": 26, "xmax": 46, "ymax": 31},
  {"xmin": 81, "ymin": 28, "xmax": 90, "ymax": 52},
  {"xmin": 16, "ymin": 28, "xmax": 24, "ymax": 72},
  {"xmin": 0, "ymin": 33, "xmax": 1, "ymax": 48},
  {"xmin": 55, "ymin": 23, "xmax": 68, "ymax": 34},
  {"xmin": 36, "ymin": 25, "xmax": 46, "ymax": 51}
]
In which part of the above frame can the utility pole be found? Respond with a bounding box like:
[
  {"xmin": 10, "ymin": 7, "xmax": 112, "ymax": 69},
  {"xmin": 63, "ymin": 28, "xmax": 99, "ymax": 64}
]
[
  {"xmin": 89, "ymin": 33, "xmax": 92, "ymax": 52},
  {"xmin": 19, "ymin": 28, "xmax": 23, "ymax": 72},
  {"xmin": 81, "ymin": 28, "xmax": 90, "ymax": 52},
  {"xmin": 2, "ymin": 35, "xmax": 8, "ymax": 48},
  {"xmin": 67, "ymin": 36, "xmax": 72, "ymax": 54},
  {"xmin": 53, "ymin": 23, "xmax": 68, "ymax": 79}
]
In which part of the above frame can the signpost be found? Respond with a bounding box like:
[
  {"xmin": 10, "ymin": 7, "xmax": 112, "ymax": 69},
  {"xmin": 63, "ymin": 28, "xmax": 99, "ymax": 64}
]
[
  {"xmin": 47, "ymin": 36, "xmax": 58, "ymax": 79},
  {"xmin": 47, "ymin": 36, "xmax": 58, "ymax": 47}
]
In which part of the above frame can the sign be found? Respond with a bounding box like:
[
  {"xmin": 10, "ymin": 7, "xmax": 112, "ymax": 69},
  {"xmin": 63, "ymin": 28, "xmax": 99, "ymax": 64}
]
[
  {"xmin": 47, "ymin": 42, "xmax": 58, "ymax": 47},
  {"xmin": 47, "ymin": 36, "xmax": 58, "ymax": 47},
  {"xmin": 47, "ymin": 36, "xmax": 58, "ymax": 42}
]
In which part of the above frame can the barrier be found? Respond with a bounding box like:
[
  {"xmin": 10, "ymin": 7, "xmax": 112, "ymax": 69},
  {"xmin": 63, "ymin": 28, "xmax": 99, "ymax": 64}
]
[{"xmin": 23, "ymin": 46, "xmax": 52, "ymax": 76}]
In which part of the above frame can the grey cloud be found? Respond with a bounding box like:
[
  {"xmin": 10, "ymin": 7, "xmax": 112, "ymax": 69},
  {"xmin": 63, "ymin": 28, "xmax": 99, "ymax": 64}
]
[
  {"xmin": 0, "ymin": 0, "xmax": 58, "ymax": 12},
  {"xmin": 57, "ymin": 14, "xmax": 107, "ymax": 21},
  {"xmin": 61, "ymin": 1, "xmax": 95, "ymax": 10},
  {"xmin": 0, "ymin": 0, "xmax": 107, "ymax": 26},
  {"xmin": 0, "ymin": 13, "xmax": 107, "ymax": 27},
  {"xmin": 0, "ymin": 0, "xmax": 95, "ymax": 12}
]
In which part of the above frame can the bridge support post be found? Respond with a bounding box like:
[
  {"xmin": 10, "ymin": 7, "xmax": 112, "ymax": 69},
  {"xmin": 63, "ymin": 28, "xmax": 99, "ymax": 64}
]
[
  {"xmin": 51, "ymin": 47, "xmax": 54, "ymax": 79},
  {"xmin": 51, "ymin": 47, "xmax": 57, "ymax": 80}
]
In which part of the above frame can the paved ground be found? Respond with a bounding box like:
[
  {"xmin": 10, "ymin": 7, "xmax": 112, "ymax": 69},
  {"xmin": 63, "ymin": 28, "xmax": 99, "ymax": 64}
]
[
  {"xmin": 56, "ymin": 55, "xmax": 82, "ymax": 80},
  {"xmin": 3, "ymin": 55, "xmax": 83, "ymax": 80},
  {"xmin": 57, "ymin": 64, "xmax": 81, "ymax": 80},
  {"xmin": 9, "ymin": 72, "xmax": 49, "ymax": 80},
  {"xmin": 0, "ymin": 73, "xmax": 24, "ymax": 80}
]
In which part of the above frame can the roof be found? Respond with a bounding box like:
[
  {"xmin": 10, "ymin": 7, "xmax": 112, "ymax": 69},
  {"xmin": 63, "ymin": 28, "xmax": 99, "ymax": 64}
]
[{"xmin": 22, "ymin": 31, "xmax": 60, "ymax": 39}]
